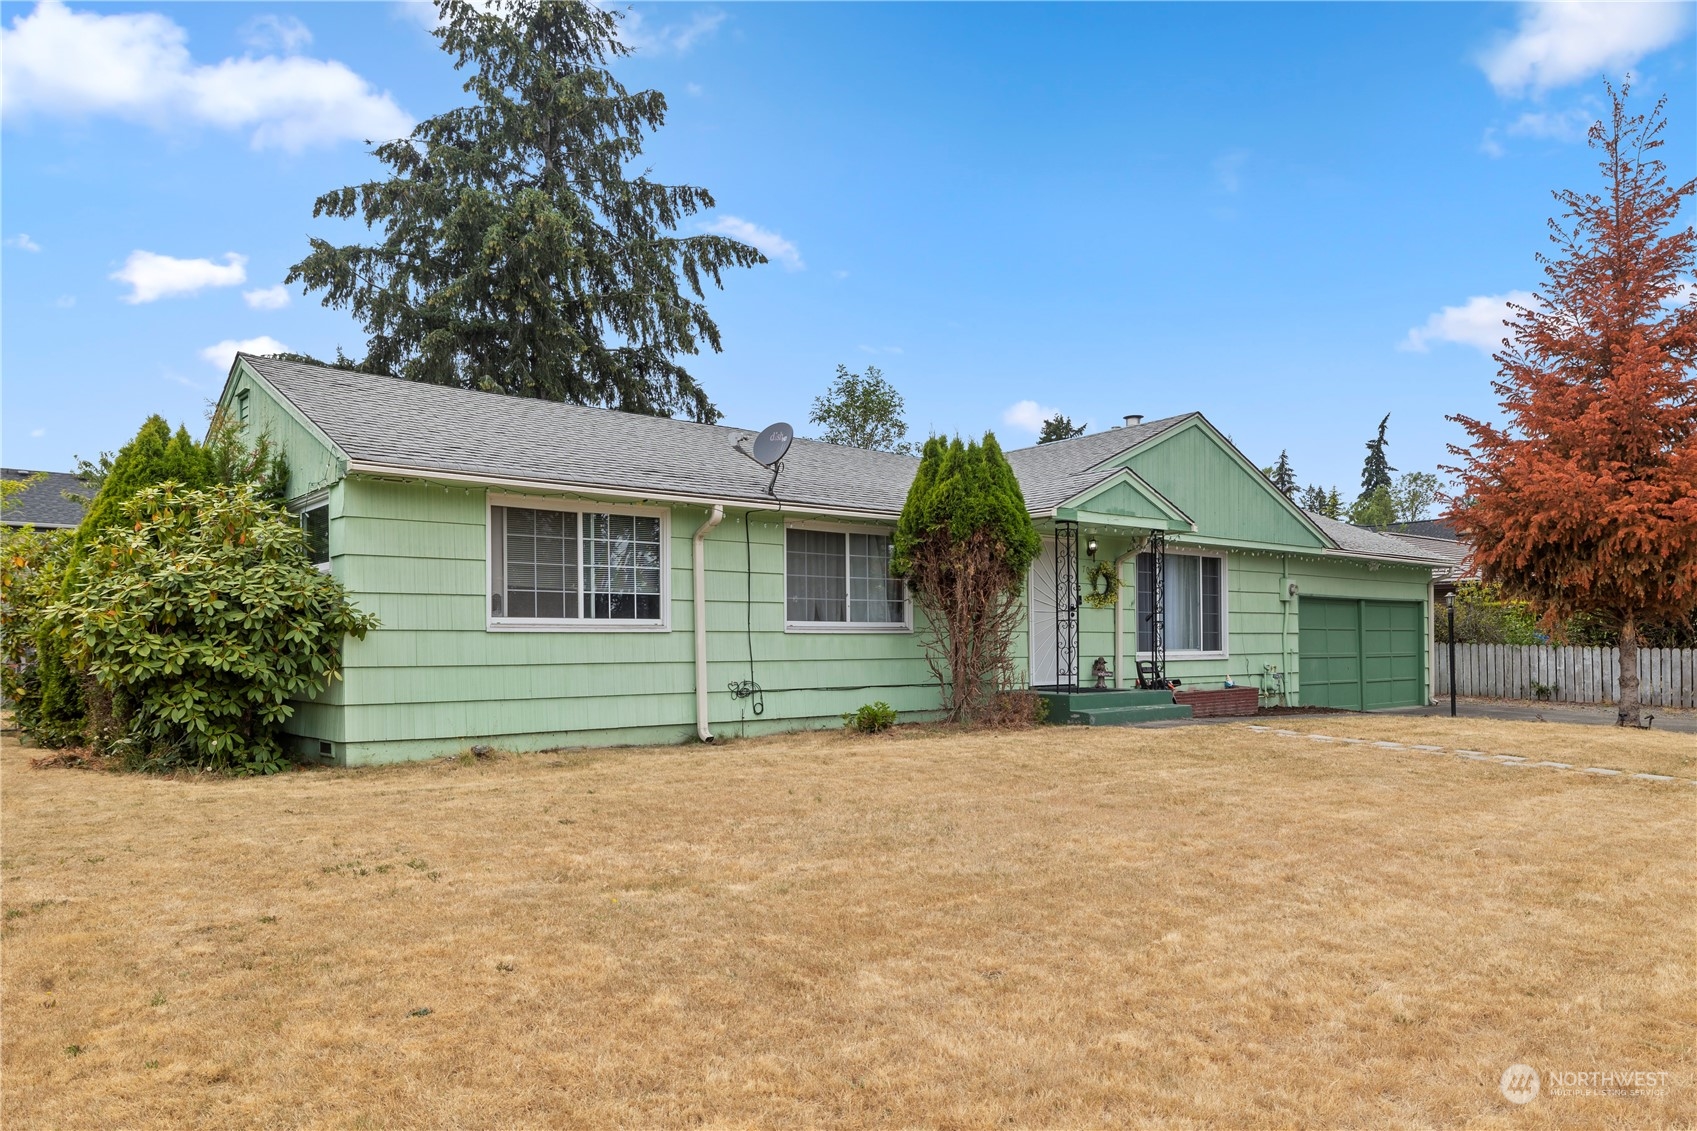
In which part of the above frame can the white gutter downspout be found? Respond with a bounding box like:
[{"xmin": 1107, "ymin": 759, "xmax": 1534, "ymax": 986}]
[
  {"xmin": 693, "ymin": 505, "xmax": 725, "ymax": 742},
  {"xmin": 1112, "ymin": 545, "xmax": 1139, "ymax": 689}
]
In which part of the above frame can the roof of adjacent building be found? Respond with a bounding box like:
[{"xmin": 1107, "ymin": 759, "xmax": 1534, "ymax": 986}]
[
  {"xmin": 1370, "ymin": 517, "xmax": 1459, "ymax": 541},
  {"xmin": 237, "ymin": 354, "xmax": 1445, "ymax": 566},
  {"xmin": 1, "ymin": 468, "xmax": 89, "ymax": 528}
]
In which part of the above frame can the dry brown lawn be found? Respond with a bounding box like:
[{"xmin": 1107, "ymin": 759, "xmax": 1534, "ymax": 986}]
[
  {"xmin": 1257, "ymin": 714, "xmax": 1697, "ymax": 780},
  {"xmin": 3, "ymin": 718, "xmax": 1693, "ymax": 1129}
]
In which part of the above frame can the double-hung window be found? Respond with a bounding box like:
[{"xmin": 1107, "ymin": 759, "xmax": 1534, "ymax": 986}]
[
  {"xmin": 1136, "ymin": 551, "xmax": 1224, "ymax": 654},
  {"xmin": 489, "ymin": 500, "xmax": 667, "ymax": 629},
  {"xmin": 785, "ymin": 525, "xmax": 907, "ymax": 630}
]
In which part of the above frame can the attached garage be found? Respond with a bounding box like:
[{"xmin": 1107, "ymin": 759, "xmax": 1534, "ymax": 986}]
[{"xmin": 1298, "ymin": 597, "xmax": 1425, "ymax": 710}]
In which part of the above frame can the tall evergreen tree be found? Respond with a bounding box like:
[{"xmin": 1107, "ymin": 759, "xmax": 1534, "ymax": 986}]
[
  {"xmin": 1448, "ymin": 83, "xmax": 1697, "ymax": 726},
  {"xmin": 1358, "ymin": 414, "xmax": 1395, "ymax": 501},
  {"xmin": 287, "ymin": 0, "xmax": 764, "ymax": 423},
  {"xmin": 1263, "ymin": 450, "xmax": 1297, "ymax": 496}
]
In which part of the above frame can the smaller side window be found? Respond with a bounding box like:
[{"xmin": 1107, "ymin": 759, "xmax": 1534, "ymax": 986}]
[
  {"xmin": 236, "ymin": 389, "xmax": 250, "ymax": 423},
  {"xmin": 300, "ymin": 505, "xmax": 330, "ymax": 568}
]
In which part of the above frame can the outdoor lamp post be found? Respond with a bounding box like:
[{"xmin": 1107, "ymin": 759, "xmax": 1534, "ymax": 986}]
[{"xmin": 1446, "ymin": 592, "xmax": 1457, "ymax": 717}]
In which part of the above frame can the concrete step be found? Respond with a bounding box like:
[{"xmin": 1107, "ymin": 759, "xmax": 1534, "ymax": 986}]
[
  {"xmin": 1039, "ymin": 689, "xmax": 1182, "ymax": 715},
  {"xmin": 1061, "ymin": 703, "xmax": 1195, "ymax": 726}
]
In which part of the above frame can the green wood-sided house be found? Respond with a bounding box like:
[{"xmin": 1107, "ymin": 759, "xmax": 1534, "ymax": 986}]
[{"xmin": 220, "ymin": 355, "xmax": 1447, "ymax": 765}]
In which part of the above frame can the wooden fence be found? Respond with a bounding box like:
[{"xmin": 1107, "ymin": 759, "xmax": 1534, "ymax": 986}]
[{"xmin": 1434, "ymin": 644, "xmax": 1697, "ymax": 707}]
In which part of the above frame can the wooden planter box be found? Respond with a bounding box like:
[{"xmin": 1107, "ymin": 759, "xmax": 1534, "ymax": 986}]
[{"xmin": 1172, "ymin": 687, "xmax": 1259, "ymax": 718}]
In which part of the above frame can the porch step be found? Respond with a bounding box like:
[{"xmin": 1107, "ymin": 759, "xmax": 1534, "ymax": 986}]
[
  {"xmin": 1066, "ymin": 703, "xmax": 1195, "ymax": 726},
  {"xmin": 1039, "ymin": 688, "xmax": 1194, "ymax": 726}
]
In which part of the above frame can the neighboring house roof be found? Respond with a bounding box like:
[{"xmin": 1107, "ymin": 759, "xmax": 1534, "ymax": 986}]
[
  {"xmin": 1303, "ymin": 512, "xmax": 1455, "ymax": 566},
  {"xmin": 1, "ymin": 468, "xmax": 89, "ymax": 528},
  {"xmin": 1386, "ymin": 532, "xmax": 1474, "ymax": 584},
  {"xmin": 1371, "ymin": 518, "xmax": 1459, "ymax": 541},
  {"xmin": 233, "ymin": 354, "xmax": 1449, "ymax": 567},
  {"xmin": 1002, "ymin": 414, "xmax": 1193, "ymax": 511}
]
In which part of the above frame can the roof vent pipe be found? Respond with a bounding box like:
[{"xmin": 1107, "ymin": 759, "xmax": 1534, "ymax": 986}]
[{"xmin": 1124, "ymin": 414, "xmax": 1143, "ymax": 427}]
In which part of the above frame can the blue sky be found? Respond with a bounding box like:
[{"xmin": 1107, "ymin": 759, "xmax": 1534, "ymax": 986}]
[{"xmin": 3, "ymin": 1, "xmax": 1693, "ymax": 496}]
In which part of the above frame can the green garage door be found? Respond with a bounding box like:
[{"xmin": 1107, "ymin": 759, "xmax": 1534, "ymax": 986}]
[{"xmin": 1299, "ymin": 598, "xmax": 1424, "ymax": 710}]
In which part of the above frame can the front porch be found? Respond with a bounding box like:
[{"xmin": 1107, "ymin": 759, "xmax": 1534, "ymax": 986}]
[{"xmin": 1037, "ymin": 687, "xmax": 1193, "ymax": 726}]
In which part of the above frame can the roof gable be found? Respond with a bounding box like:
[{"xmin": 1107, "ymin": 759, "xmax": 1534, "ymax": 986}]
[
  {"xmin": 1113, "ymin": 417, "xmax": 1330, "ymax": 550},
  {"xmin": 1054, "ymin": 468, "xmax": 1193, "ymax": 531}
]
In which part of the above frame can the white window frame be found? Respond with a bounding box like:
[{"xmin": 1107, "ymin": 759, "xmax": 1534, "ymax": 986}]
[
  {"xmin": 290, "ymin": 490, "xmax": 332, "ymax": 574},
  {"xmin": 486, "ymin": 493, "xmax": 671, "ymax": 633},
  {"xmin": 1136, "ymin": 549, "xmax": 1229, "ymax": 659},
  {"xmin": 783, "ymin": 520, "xmax": 912, "ymax": 634}
]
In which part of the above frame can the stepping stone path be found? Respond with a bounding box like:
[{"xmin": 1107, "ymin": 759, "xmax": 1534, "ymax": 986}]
[{"xmin": 1241, "ymin": 725, "xmax": 1696, "ymax": 786}]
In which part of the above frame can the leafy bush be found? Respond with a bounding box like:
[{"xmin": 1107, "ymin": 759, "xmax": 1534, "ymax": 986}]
[
  {"xmin": 843, "ymin": 701, "xmax": 898, "ymax": 734},
  {"xmin": 23, "ymin": 412, "xmax": 288, "ymax": 748},
  {"xmin": 45, "ymin": 484, "xmax": 377, "ymax": 774},
  {"xmin": 1, "ymin": 523, "xmax": 74, "ymax": 739}
]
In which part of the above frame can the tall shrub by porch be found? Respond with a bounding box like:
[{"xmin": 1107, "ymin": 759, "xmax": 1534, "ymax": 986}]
[{"xmin": 893, "ymin": 434, "xmax": 1040, "ymax": 723}]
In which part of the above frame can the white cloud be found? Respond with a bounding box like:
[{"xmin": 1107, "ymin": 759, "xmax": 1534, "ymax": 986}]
[
  {"xmin": 1, "ymin": 0, "xmax": 413, "ymax": 151},
  {"xmin": 241, "ymin": 13, "xmax": 312, "ymax": 53},
  {"xmin": 111, "ymin": 250, "xmax": 246, "ymax": 304},
  {"xmin": 243, "ymin": 284, "xmax": 291, "ymax": 310},
  {"xmin": 200, "ymin": 336, "xmax": 289, "ymax": 371},
  {"xmin": 1213, "ymin": 149, "xmax": 1248, "ymax": 194},
  {"xmin": 1399, "ymin": 290, "xmax": 1537, "ymax": 353},
  {"xmin": 685, "ymin": 82, "xmax": 704, "ymax": 97},
  {"xmin": 1507, "ymin": 106, "xmax": 1593, "ymax": 141},
  {"xmin": 55, "ymin": 295, "xmax": 75, "ymax": 308},
  {"xmin": 5, "ymin": 233, "xmax": 42, "ymax": 252},
  {"xmin": 1479, "ymin": 2, "xmax": 1692, "ymax": 95},
  {"xmin": 856, "ymin": 344, "xmax": 903, "ymax": 356},
  {"xmin": 30, "ymin": 428, "xmax": 46, "ymax": 438},
  {"xmin": 704, "ymin": 215, "xmax": 804, "ymax": 271},
  {"xmin": 619, "ymin": 8, "xmax": 725, "ymax": 55},
  {"xmin": 1002, "ymin": 400, "xmax": 1061, "ymax": 434}
]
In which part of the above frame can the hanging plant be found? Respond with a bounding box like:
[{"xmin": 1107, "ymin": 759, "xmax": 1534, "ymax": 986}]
[{"xmin": 1082, "ymin": 560, "xmax": 1122, "ymax": 609}]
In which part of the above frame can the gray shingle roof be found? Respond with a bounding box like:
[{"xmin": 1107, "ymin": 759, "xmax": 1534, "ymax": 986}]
[
  {"xmin": 1304, "ymin": 512, "xmax": 1452, "ymax": 564},
  {"xmin": 1002, "ymin": 415, "xmax": 1194, "ymax": 511},
  {"xmin": 238, "ymin": 354, "xmax": 1445, "ymax": 568},
  {"xmin": 242, "ymin": 355, "xmax": 922, "ymax": 515},
  {"xmin": 1, "ymin": 469, "xmax": 89, "ymax": 528}
]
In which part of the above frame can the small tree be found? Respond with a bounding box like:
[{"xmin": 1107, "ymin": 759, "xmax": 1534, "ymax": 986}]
[
  {"xmin": 1037, "ymin": 413, "xmax": 1086, "ymax": 444},
  {"xmin": 47, "ymin": 484, "xmax": 379, "ymax": 773},
  {"xmin": 1347, "ymin": 486, "xmax": 1397, "ymax": 527},
  {"xmin": 1389, "ymin": 471, "xmax": 1441, "ymax": 524},
  {"xmin": 893, "ymin": 434, "xmax": 1040, "ymax": 723},
  {"xmin": 809, "ymin": 364, "xmax": 915, "ymax": 453},
  {"xmin": 1358, "ymin": 414, "xmax": 1395, "ymax": 503},
  {"xmin": 1448, "ymin": 83, "xmax": 1696, "ymax": 726},
  {"xmin": 1262, "ymin": 450, "xmax": 1297, "ymax": 496}
]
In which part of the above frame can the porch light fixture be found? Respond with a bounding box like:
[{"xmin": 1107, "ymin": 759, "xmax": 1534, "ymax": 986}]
[{"xmin": 1086, "ymin": 537, "xmax": 1098, "ymax": 558}]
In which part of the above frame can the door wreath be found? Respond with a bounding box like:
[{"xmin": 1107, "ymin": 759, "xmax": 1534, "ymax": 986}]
[{"xmin": 1083, "ymin": 560, "xmax": 1122, "ymax": 609}]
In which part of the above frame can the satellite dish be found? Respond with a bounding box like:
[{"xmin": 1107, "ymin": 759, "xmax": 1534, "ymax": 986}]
[{"xmin": 750, "ymin": 422, "xmax": 793, "ymax": 467}]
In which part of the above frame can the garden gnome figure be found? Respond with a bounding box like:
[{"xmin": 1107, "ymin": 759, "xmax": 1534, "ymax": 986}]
[{"xmin": 1092, "ymin": 656, "xmax": 1109, "ymax": 689}]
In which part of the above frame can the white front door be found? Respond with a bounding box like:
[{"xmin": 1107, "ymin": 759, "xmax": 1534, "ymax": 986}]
[{"xmin": 1029, "ymin": 538, "xmax": 1057, "ymax": 686}]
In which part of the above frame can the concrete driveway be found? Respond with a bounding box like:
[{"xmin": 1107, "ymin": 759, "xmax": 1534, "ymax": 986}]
[{"xmin": 1381, "ymin": 697, "xmax": 1697, "ymax": 735}]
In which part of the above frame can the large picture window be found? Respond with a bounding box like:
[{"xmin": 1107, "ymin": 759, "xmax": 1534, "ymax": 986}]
[
  {"xmin": 1136, "ymin": 552, "xmax": 1224, "ymax": 654},
  {"xmin": 785, "ymin": 526, "xmax": 907, "ymax": 630},
  {"xmin": 489, "ymin": 502, "xmax": 665, "ymax": 628}
]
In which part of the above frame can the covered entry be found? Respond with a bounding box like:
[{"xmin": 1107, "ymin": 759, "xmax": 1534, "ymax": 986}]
[{"xmin": 1298, "ymin": 597, "xmax": 1424, "ymax": 710}]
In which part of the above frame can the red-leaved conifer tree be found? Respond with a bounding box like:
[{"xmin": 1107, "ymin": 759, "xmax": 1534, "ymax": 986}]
[{"xmin": 1448, "ymin": 83, "xmax": 1697, "ymax": 726}]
